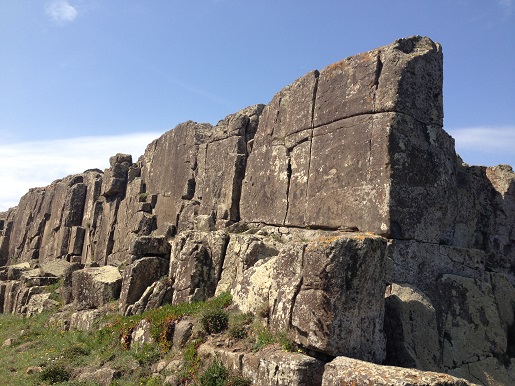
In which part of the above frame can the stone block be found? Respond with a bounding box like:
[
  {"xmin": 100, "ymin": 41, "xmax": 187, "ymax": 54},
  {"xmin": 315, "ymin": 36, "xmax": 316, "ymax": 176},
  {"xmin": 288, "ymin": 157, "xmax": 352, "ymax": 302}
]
[
  {"xmin": 119, "ymin": 256, "xmax": 169, "ymax": 315},
  {"xmin": 384, "ymin": 283, "xmax": 441, "ymax": 371},
  {"xmin": 232, "ymin": 233, "xmax": 387, "ymax": 362},
  {"xmin": 322, "ymin": 357, "xmax": 474, "ymax": 386},
  {"xmin": 71, "ymin": 266, "xmax": 122, "ymax": 309}
]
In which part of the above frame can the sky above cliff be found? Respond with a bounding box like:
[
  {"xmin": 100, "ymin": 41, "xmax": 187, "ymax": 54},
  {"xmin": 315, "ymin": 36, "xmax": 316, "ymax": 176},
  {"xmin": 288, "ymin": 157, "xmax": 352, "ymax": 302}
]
[{"xmin": 0, "ymin": 0, "xmax": 514, "ymax": 211}]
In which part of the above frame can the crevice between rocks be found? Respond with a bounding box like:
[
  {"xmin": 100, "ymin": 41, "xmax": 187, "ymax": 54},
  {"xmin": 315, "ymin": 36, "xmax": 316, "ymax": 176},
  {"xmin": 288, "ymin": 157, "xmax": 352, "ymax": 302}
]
[
  {"xmin": 304, "ymin": 72, "xmax": 319, "ymax": 225},
  {"xmin": 283, "ymin": 149, "xmax": 293, "ymax": 226},
  {"xmin": 288, "ymin": 244, "xmax": 305, "ymax": 330}
]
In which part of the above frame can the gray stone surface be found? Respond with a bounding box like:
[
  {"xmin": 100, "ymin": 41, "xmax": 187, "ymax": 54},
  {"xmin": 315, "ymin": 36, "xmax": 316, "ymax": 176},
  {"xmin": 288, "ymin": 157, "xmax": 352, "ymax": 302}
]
[
  {"xmin": 131, "ymin": 319, "xmax": 154, "ymax": 349},
  {"xmin": 169, "ymin": 230, "xmax": 229, "ymax": 304},
  {"xmin": 69, "ymin": 309, "xmax": 104, "ymax": 331},
  {"xmin": 322, "ymin": 356, "xmax": 475, "ymax": 386},
  {"xmin": 119, "ymin": 256, "xmax": 169, "ymax": 315},
  {"xmin": 0, "ymin": 36, "xmax": 513, "ymax": 386},
  {"xmin": 71, "ymin": 266, "xmax": 122, "ymax": 309},
  {"xmin": 198, "ymin": 342, "xmax": 324, "ymax": 386},
  {"xmin": 438, "ymin": 274, "xmax": 506, "ymax": 370},
  {"xmin": 76, "ymin": 367, "xmax": 121, "ymax": 386},
  {"xmin": 384, "ymin": 283, "xmax": 441, "ymax": 371},
  {"xmin": 241, "ymin": 347, "xmax": 324, "ymax": 386},
  {"xmin": 231, "ymin": 233, "xmax": 387, "ymax": 362}
]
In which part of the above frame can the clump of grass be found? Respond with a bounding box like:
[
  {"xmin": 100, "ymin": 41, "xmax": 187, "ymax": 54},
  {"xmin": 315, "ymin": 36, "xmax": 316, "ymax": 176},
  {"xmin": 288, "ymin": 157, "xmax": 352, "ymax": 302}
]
[
  {"xmin": 252, "ymin": 326, "xmax": 275, "ymax": 351},
  {"xmin": 201, "ymin": 308, "xmax": 229, "ymax": 334},
  {"xmin": 228, "ymin": 312, "xmax": 253, "ymax": 339},
  {"xmin": 277, "ymin": 331, "xmax": 296, "ymax": 352},
  {"xmin": 62, "ymin": 342, "xmax": 90, "ymax": 359},
  {"xmin": 198, "ymin": 359, "xmax": 252, "ymax": 386},
  {"xmin": 131, "ymin": 343, "xmax": 162, "ymax": 366},
  {"xmin": 0, "ymin": 292, "xmax": 238, "ymax": 385},
  {"xmin": 255, "ymin": 303, "xmax": 270, "ymax": 319},
  {"xmin": 178, "ymin": 338, "xmax": 202, "ymax": 383},
  {"xmin": 226, "ymin": 376, "xmax": 252, "ymax": 386},
  {"xmin": 251, "ymin": 325, "xmax": 296, "ymax": 352},
  {"xmin": 199, "ymin": 359, "xmax": 229, "ymax": 385},
  {"xmin": 39, "ymin": 364, "xmax": 70, "ymax": 384}
]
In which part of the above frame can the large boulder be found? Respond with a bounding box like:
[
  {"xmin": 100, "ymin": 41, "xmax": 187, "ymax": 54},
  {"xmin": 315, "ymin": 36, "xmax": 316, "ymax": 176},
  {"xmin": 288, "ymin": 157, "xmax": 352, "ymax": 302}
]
[
  {"xmin": 198, "ymin": 343, "xmax": 324, "ymax": 386},
  {"xmin": 322, "ymin": 357, "xmax": 475, "ymax": 386},
  {"xmin": 384, "ymin": 283, "xmax": 441, "ymax": 371},
  {"xmin": 231, "ymin": 233, "xmax": 387, "ymax": 362},
  {"xmin": 438, "ymin": 275, "xmax": 506, "ymax": 370},
  {"xmin": 169, "ymin": 230, "xmax": 229, "ymax": 304},
  {"xmin": 71, "ymin": 266, "xmax": 122, "ymax": 309},
  {"xmin": 119, "ymin": 256, "xmax": 169, "ymax": 315},
  {"xmin": 240, "ymin": 36, "xmax": 445, "ymax": 239}
]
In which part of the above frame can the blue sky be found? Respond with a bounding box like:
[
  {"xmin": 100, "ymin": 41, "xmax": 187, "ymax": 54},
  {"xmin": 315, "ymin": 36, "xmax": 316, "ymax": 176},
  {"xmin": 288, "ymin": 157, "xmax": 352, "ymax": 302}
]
[{"xmin": 1, "ymin": 0, "xmax": 514, "ymax": 211}]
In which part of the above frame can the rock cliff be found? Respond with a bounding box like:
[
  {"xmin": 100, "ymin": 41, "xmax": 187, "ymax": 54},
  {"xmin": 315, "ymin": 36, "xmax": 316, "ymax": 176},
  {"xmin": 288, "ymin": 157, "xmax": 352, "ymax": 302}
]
[{"xmin": 1, "ymin": 36, "xmax": 514, "ymax": 385}]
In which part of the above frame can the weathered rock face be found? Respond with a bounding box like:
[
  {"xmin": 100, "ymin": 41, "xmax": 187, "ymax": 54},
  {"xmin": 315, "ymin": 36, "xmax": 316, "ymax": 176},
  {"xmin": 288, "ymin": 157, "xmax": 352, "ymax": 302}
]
[
  {"xmin": 119, "ymin": 256, "xmax": 169, "ymax": 315},
  {"xmin": 321, "ymin": 357, "xmax": 474, "ymax": 386},
  {"xmin": 140, "ymin": 104, "xmax": 264, "ymax": 234},
  {"xmin": 71, "ymin": 266, "xmax": 122, "ymax": 309},
  {"xmin": 168, "ymin": 230, "xmax": 229, "ymax": 305},
  {"xmin": 0, "ymin": 36, "xmax": 514, "ymax": 386},
  {"xmin": 199, "ymin": 343, "xmax": 325, "ymax": 386},
  {"xmin": 240, "ymin": 36, "xmax": 444, "ymax": 236},
  {"xmin": 231, "ymin": 232, "xmax": 387, "ymax": 362}
]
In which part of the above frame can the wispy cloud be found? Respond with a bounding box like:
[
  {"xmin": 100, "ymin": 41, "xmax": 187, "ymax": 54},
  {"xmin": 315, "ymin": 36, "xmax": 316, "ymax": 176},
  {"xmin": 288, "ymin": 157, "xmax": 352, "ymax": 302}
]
[
  {"xmin": 448, "ymin": 126, "xmax": 515, "ymax": 167},
  {"xmin": 45, "ymin": 0, "xmax": 78, "ymax": 24},
  {"xmin": 0, "ymin": 132, "xmax": 161, "ymax": 212}
]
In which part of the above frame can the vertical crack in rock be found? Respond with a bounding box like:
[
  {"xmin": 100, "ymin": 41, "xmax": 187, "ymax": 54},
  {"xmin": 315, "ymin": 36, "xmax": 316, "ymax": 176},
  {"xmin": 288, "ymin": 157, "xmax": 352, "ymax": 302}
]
[
  {"xmin": 288, "ymin": 244, "xmax": 306, "ymax": 329},
  {"xmin": 283, "ymin": 148, "xmax": 292, "ymax": 225},
  {"xmin": 372, "ymin": 52, "xmax": 383, "ymax": 111},
  {"xmin": 199, "ymin": 143, "xmax": 209, "ymax": 202},
  {"xmin": 216, "ymin": 235, "xmax": 230, "ymax": 284},
  {"xmin": 367, "ymin": 138, "xmax": 372, "ymax": 176},
  {"xmin": 105, "ymin": 198, "xmax": 122, "ymax": 265},
  {"xmin": 305, "ymin": 71, "xmax": 319, "ymax": 225}
]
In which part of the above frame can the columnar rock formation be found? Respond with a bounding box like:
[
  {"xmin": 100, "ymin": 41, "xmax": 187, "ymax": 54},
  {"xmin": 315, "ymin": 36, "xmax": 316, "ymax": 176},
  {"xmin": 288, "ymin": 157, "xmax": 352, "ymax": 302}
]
[{"xmin": 0, "ymin": 36, "xmax": 514, "ymax": 385}]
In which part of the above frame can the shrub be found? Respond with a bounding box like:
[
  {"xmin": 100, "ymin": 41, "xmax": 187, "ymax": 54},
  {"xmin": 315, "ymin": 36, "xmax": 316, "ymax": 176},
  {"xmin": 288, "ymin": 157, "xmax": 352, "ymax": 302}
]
[
  {"xmin": 228, "ymin": 312, "xmax": 253, "ymax": 339},
  {"xmin": 39, "ymin": 364, "xmax": 70, "ymax": 384},
  {"xmin": 201, "ymin": 309, "xmax": 229, "ymax": 334},
  {"xmin": 253, "ymin": 327, "xmax": 275, "ymax": 351},
  {"xmin": 256, "ymin": 303, "xmax": 270, "ymax": 319},
  {"xmin": 277, "ymin": 331, "xmax": 296, "ymax": 352},
  {"xmin": 198, "ymin": 360, "xmax": 252, "ymax": 386},
  {"xmin": 178, "ymin": 339, "xmax": 202, "ymax": 383},
  {"xmin": 198, "ymin": 360, "xmax": 229, "ymax": 386},
  {"xmin": 62, "ymin": 342, "xmax": 90, "ymax": 359}
]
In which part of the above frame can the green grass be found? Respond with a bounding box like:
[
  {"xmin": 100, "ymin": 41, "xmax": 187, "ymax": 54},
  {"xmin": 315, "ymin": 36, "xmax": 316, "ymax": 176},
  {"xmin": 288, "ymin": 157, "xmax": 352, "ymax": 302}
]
[
  {"xmin": 0, "ymin": 291, "xmax": 294, "ymax": 385},
  {"xmin": 0, "ymin": 292, "xmax": 236, "ymax": 385}
]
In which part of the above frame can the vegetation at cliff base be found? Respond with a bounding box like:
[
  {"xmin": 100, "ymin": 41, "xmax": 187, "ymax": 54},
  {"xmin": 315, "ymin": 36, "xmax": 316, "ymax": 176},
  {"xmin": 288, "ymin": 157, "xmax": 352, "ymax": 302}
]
[{"xmin": 0, "ymin": 291, "xmax": 293, "ymax": 385}]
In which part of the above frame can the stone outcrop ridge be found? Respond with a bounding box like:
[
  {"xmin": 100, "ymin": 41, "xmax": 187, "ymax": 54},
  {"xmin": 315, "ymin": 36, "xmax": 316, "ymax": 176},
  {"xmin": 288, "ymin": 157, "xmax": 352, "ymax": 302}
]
[{"xmin": 1, "ymin": 36, "xmax": 514, "ymax": 385}]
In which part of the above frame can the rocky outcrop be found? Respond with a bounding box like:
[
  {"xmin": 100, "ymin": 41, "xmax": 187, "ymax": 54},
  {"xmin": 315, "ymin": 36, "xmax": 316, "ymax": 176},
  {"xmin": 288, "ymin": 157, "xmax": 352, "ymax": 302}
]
[
  {"xmin": 231, "ymin": 231, "xmax": 387, "ymax": 362},
  {"xmin": 0, "ymin": 36, "xmax": 514, "ymax": 385},
  {"xmin": 71, "ymin": 266, "xmax": 122, "ymax": 309},
  {"xmin": 198, "ymin": 343, "xmax": 325, "ymax": 386},
  {"xmin": 322, "ymin": 357, "xmax": 473, "ymax": 386}
]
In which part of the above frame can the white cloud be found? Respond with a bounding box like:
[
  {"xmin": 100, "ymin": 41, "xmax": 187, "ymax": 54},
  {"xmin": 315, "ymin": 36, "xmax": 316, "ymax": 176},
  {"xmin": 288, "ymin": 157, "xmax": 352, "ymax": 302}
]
[
  {"xmin": 45, "ymin": 0, "xmax": 78, "ymax": 24},
  {"xmin": 447, "ymin": 126, "xmax": 515, "ymax": 167},
  {"xmin": 0, "ymin": 132, "xmax": 161, "ymax": 212}
]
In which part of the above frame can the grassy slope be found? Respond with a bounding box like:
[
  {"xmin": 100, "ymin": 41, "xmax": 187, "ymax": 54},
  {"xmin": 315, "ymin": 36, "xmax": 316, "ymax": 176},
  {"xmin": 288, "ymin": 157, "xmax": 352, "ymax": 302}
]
[{"xmin": 0, "ymin": 292, "xmax": 282, "ymax": 385}]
